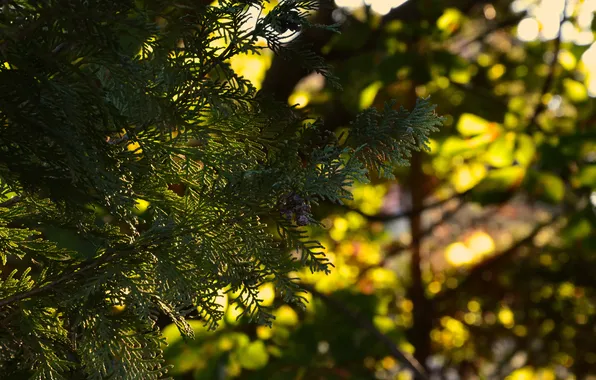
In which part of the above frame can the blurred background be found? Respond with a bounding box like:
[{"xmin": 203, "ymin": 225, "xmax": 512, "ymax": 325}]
[{"xmin": 160, "ymin": 0, "xmax": 596, "ymax": 379}]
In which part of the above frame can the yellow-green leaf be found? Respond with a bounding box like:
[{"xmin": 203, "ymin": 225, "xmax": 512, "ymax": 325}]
[
  {"xmin": 575, "ymin": 165, "xmax": 596, "ymax": 187},
  {"xmin": 485, "ymin": 135, "xmax": 515, "ymax": 168},
  {"xmin": 457, "ymin": 113, "xmax": 491, "ymax": 137},
  {"xmin": 237, "ymin": 341, "xmax": 270, "ymax": 370},
  {"xmin": 530, "ymin": 172, "xmax": 566, "ymax": 203},
  {"xmin": 563, "ymin": 79, "xmax": 588, "ymax": 103},
  {"xmin": 274, "ymin": 305, "xmax": 299, "ymax": 326},
  {"xmin": 515, "ymin": 134, "xmax": 535, "ymax": 166},
  {"xmin": 474, "ymin": 166, "xmax": 525, "ymax": 194},
  {"xmin": 359, "ymin": 81, "xmax": 383, "ymax": 110},
  {"xmin": 437, "ymin": 8, "xmax": 462, "ymax": 34}
]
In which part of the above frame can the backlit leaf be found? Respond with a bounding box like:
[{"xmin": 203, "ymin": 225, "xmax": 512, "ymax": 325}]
[
  {"xmin": 237, "ymin": 341, "xmax": 270, "ymax": 370},
  {"xmin": 456, "ymin": 113, "xmax": 491, "ymax": 137}
]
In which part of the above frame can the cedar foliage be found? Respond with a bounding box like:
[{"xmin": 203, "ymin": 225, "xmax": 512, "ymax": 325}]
[{"xmin": 0, "ymin": 0, "xmax": 442, "ymax": 378}]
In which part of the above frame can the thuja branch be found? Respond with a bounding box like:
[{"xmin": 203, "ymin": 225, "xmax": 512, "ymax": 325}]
[{"xmin": 0, "ymin": 249, "xmax": 124, "ymax": 309}]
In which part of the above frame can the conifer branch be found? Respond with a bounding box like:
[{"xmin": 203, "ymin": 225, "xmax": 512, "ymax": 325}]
[
  {"xmin": 0, "ymin": 1, "xmax": 442, "ymax": 376},
  {"xmin": 0, "ymin": 247, "xmax": 129, "ymax": 309}
]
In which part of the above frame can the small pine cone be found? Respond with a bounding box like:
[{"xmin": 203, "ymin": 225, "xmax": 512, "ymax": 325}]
[
  {"xmin": 289, "ymin": 193, "xmax": 303, "ymax": 206},
  {"xmin": 281, "ymin": 210, "xmax": 293, "ymax": 221},
  {"xmin": 296, "ymin": 215, "xmax": 309, "ymax": 226}
]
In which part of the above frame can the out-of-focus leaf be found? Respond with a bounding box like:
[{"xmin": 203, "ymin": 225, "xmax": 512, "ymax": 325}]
[
  {"xmin": 515, "ymin": 134, "xmax": 536, "ymax": 166},
  {"xmin": 225, "ymin": 303, "xmax": 244, "ymax": 325},
  {"xmin": 373, "ymin": 315, "xmax": 395, "ymax": 334},
  {"xmin": 487, "ymin": 64, "xmax": 506, "ymax": 81},
  {"xmin": 437, "ymin": 8, "xmax": 463, "ymax": 36},
  {"xmin": 484, "ymin": 135, "xmax": 515, "ymax": 168},
  {"xmin": 274, "ymin": 305, "xmax": 299, "ymax": 326},
  {"xmin": 359, "ymin": 81, "xmax": 383, "ymax": 110},
  {"xmin": 441, "ymin": 136, "xmax": 469, "ymax": 156},
  {"xmin": 237, "ymin": 341, "xmax": 270, "ymax": 370},
  {"xmin": 562, "ymin": 214, "xmax": 593, "ymax": 242},
  {"xmin": 558, "ymin": 50, "xmax": 577, "ymax": 70},
  {"xmin": 472, "ymin": 166, "xmax": 525, "ymax": 204},
  {"xmin": 450, "ymin": 67, "xmax": 472, "ymax": 84},
  {"xmin": 451, "ymin": 162, "xmax": 487, "ymax": 193},
  {"xmin": 441, "ymin": 134, "xmax": 494, "ymax": 158},
  {"xmin": 41, "ymin": 225, "xmax": 99, "ymax": 260},
  {"xmin": 563, "ymin": 78, "xmax": 588, "ymax": 102},
  {"xmin": 258, "ymin": 283, "xmax": 275, "ymax": 307},
  {"xmin": 456, "ymin": 113, "xmax": 492, "ymax": 136},
  {"xmin": 574, "ymin": 165, "xmax": 596, "ymax": 187},
  {"xmin": 526, "ymin": 171, "xmax": 566, "ymax": 204}
]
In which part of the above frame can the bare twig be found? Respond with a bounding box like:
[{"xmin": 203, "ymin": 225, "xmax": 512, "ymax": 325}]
[
  {"xmin": 527, "ymin": 3, "xmax": 567, "ymax": 132},
  {"xmin": 434, "ymin": 214, "xmax": 562, "ymax": 305},
  {"xmin": 358, "ymin": 199, "xmax": 466, "ymax": 281},
  {"xmin": 453, "ymin": 15, "xmax": 524, "ymax": 51},
  {"xmin": 348, "ymin": 190, "xmax": 469, "ymax": 223},
  {"xmin": 303, "ymin": 284, "xmax": 429, "ymax": 380}
]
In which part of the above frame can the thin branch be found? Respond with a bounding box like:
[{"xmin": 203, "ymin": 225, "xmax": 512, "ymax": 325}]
[
  {"xmin": 453, "ymin": 15, "xmax": 524, "ymax": 51},
  {"xmin": 357, "ymin": 198, "xmax": 466, "ymax": 281},
  {"xmin": 527, "ymin": 5, "xmax": 567, "ymax": 132},
  {"xmin": 302, "ymin": 284, "xmax": 429, "ymax": 380},
  {"xmin": 0, "ymin": 196, "xmax": 21, "ymax": 208},
  {"xmin": 433, "ymin": 213, "xmax": 562, "ymax": 305},
  {"xmin": 348, "ymin": 190, "xmax": 469, "ymax": 223}
]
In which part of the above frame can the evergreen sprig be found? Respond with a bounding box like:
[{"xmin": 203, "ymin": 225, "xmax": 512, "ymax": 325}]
[{"xmin": 0, "ymin": 0, "xmax": 442, "ymax": 378}]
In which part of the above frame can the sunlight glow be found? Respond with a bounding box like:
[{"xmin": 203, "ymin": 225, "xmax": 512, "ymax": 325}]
[
  {"xmin": 582, "ymin": 43, "xmax": 596, "ymax": 97},
  {"xmin": 516, "ymin": 18, "xmax": 539, "ymax": 42},
  {"xmin": 498, "ymin": 307, "xmax": 515, "ymax": 327},
  {"xmin": 288, "ymin": 92, "xmax": 310, "ymax": 109},
  {"xmin": 466, "ymin": 231, "xmax": 495, "ymax": 256},
  {"xmin": 513, "ymin": 0, "xmax": 595, "ymax": 44},
  {"xmin": 335, "ymin": 0, "xmax": 362, "ymax": 10},
  {"xmin": 366, "ymin": 0, "xmax": 408, "ymax": 15},
  {"xmin": 445, "ymin": 242, "xmax": 475, "ymax": 266},
  {"xmin": 484, "ymin": 4, "xmax": 497, "ymax": 20},
  {"xmin": 335, "ymin": 0, "xmax": 409, "ymax": 15}
]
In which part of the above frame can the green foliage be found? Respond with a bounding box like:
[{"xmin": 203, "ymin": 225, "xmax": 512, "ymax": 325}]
[
  {"xmin": 158, "ymin": 1, "xmax": 596, "ymax": 379},
  {"xmin": 346, "ymin": 98, "xmax": 442, "ymax": 179},
  {"xmin": 0, "ymin": 0, "xmax": 440, "ymax": 378}
]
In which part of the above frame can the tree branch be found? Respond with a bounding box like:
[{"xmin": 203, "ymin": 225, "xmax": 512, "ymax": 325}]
[
  {"xmin": 303, "ymin": 284, "xmax": 429, "ymax": 380},
  {"xmin": 347, "ymin": 190, "xmax": 469, "ymax": 222},
  {"xmin": 358, "ymin": 197, "xmax": 467, "ymax": 282},
  {"xmin": 0, "ymin": 249, "xmax": 122, "ymax": 309},
  {"xmin": 452, "ymin": 15, "xmax": 524, "ymax": 51},
  {"xmin": 433, "ymin": 213, "xmax": 562, "ymax": 305},
  {"xmin": 406, "ymin": 152, "xmax": 433, "ymax": 367},
  {"xmin": 527, "ymin": 5, "xmax": 567, "ymax": 132}
]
